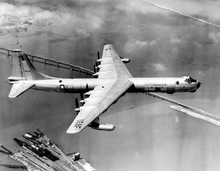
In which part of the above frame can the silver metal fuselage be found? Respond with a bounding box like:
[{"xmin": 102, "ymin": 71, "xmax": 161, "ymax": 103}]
[{"xmin": 22, "ymin": 76, "xmax": 200, "ymax": 94}]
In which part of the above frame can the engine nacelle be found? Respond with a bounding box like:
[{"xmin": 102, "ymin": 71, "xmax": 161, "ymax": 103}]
[
  {"xmin": 12, "ymin": 49, "xmax": 22, "ymax": 52},
  {"xmin": 91, "ymin": 124, "xmax": 115, "ymax": 131},
  {"xmin": 120, "ymin": 56, "xmax": 130, "ymax": 63},
  {"xmin": 74, "ymin": 108, "xmax": 80, "ymax": 112},
  {"xmin": 121, "ymin": 58, "xmax": 130, "ymax": 63}
]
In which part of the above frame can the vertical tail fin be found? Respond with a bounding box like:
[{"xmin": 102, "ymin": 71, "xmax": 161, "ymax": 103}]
[
  {"xmin": 8, "ymin": 50, "xmax": 54, "ymax": 98},
  {"xmin": 8, "ymin": 50, "xmax": 53, "ymax": 82},
  {"xmin": 9, "ymin": 50, "xmax": 23, "ymax": 81},
  {"xmin": 19, "ymin": 52, "xmax": 42, "ymax": 80}
]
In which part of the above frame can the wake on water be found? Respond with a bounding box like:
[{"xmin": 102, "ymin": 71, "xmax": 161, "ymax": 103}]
[{"xmin": 142, "ymin": 0, "xmax": 220, "ymax": 29}]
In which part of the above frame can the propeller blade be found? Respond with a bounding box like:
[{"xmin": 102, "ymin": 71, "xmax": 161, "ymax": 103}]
[
  {"xmin": 86, "ymin": 84, "xmax": 89, "ymax": 92},
  {"xmin": 93, "ymin": 64, "xmax": 97, "ymax": 73},
  {"xmin": 80, "ymin": 93, "xmax": 84, "ymax": 100},
  {"xmin": 95, "ymin": 60, "xmax": 99, "ymax": 67},
  {"xmin": 95, "ymin": 61, "xmax": 99, "ymax": 72},
  {"xmin": 74, "ymin": 98, "xmax": 80, "ymax": 114},
  {"xmin": 75, "ymin": 98, "xmax": 79, "ymax": 108},
  {"xmin": 97, "ymin": 51, "xmax": 100, "ymax": 59}
]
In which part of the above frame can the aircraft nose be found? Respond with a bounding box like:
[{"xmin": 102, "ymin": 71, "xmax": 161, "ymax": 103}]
[{"xmin": 197, "ymin": 82, "xmax": 201, "ymax": 89}]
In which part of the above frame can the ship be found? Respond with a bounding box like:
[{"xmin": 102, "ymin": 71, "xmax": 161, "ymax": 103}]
[{"xmin": 0, "ymin": 129, "xmax": 96, "ymax": 171}]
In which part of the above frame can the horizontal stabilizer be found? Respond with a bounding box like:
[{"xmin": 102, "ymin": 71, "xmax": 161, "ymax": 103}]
[
  {"xmin": 169, "ymin": 105, "xmax": 220, "ymax": 126},
  {"xmin": 8, "ymin": 82, "xmax": 35, "ymax": 98}
]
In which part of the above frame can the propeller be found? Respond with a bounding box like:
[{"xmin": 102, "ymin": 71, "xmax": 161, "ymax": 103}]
[
  {"xmin": 97, "ymin": 51, "xmax": 100, "ymax": 59},
  {"xmin": 93, "ymin": 64, "xmax": 97, "ymax": 73},
  {"xmin": 94, "ymin": 51, "xmax": 100, "ymax": 73},
  {"xmin": 93, "ymin": 64, "xmax": 98, "ymax": 78},
  {"xmin": 75, "ymin": 98, "xmax": 79, "ymax": 109},
  {"xmin": 80, "ymin": 93, "xmax": 85, "ymax": 104},
  {"xmin": 75, "ymin": 98, "xmax": 80, "ymax": 113},
  {"xmin": 95, "ymin": 60, "xmax": 99, "ymax": 67},
  {"xmin": 86, "ymin": 84, "xmax": 89, "ymax": 91},
  {"xmin": 80, "ymin": 85, "xmax": 89, "ymax": 104},
  {"xmin": 95, "ymin": 61, "xmax": 100, "ymax": 72},
  {"xmin": 80, "ymin": 93, "xmax": 84, "ymax": 101},
  {"xmin": 94, "ymin": 61, "xmax": 100, "ymax": 72}
]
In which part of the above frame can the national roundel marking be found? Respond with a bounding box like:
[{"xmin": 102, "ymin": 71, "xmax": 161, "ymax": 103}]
[{"xmin": 59, "ymin": 84, "xmax": 65, "ymax": 90}]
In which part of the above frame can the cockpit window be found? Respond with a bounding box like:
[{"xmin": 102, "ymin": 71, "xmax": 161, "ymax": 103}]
[{"xmin": 184, "ymin": 76, "xmax": 197, "ymax": 83}]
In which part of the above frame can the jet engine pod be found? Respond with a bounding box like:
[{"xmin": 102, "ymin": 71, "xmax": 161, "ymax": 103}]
[
  {"xmin": 12, "ymin": 49, "xmax": 22, "ymax": 52},
  {"xmin": 90, "ymin": 123, "xmax": 115, "ymax": 131},
  {"xmin": 120, "ymin": 58, "xmax": 130, "ymax": 63}
]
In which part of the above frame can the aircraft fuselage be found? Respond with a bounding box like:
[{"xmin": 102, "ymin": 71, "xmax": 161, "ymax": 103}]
[{"xmin": 12, "ymin": 76, "xmax": 200, "ymax": 94}]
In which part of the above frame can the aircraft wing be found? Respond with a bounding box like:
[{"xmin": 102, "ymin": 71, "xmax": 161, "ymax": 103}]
[
  {"xmin": 93, "ymin": 44, "xmax": 132, "ymax": 79},
  {"xmin": 66, "ymin": 44, "xmax": 133, "ymax": 134},
  {"xmin": 146, "ymin": 92, "xmax": 220, "ymax": 126}
]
